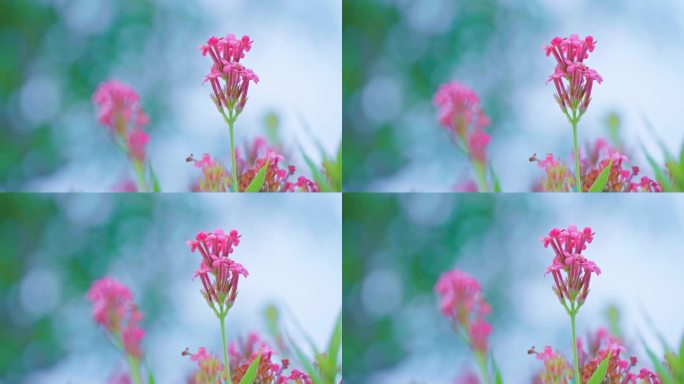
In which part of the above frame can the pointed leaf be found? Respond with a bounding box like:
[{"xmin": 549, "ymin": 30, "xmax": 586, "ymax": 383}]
[
  {"xmin": 587, "ymin": 351, "xmax": 611, "ymax": 384},
  {"xmin": 490, "ymin": 162, "xmax": 501, "ymax": 192},
  {"xmin": 149, "ymin": 163, "xmax": 161, "ymax": 192},
  {"xmin": 588, "ymin": 159, "xmax": 613, "ymax": 192},
  {"xmin": 642, "ymin": 145, "xmax": 673, "ymax": 192},
  {"xmin": 299, "ymin": 145, "xmax": 333, "ymax": 192},
  {"xmin": 492, "ymin": 355, "xmax": 503, "ymax": 384},
  {"xmin": 322, "ymin": 312, "xmax": 342, "ymax": 380},
  {"xmin": 148, "ymin": 371, "xmax": 155, "ymax": 384},
  {"xmin": 238, "ymin": 352, "xmax": 262, "ymax": 384},
  {"xmin": 245, "ymin": 160, "xmax": 269, "ymax": 192},
  {"xmin": 644, "ymin": 342, "xmax": 674, "ymax": 384}
]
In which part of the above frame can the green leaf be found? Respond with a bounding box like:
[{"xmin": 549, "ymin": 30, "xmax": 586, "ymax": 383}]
[
  {"xmin": 299, "ymin": 145, "xmax": 333, "ymax": 192},
  {"xmin": 492, "ymin": 355, "xmax": 503, "ymax": 384},
  {"xmin": 588, "ymin": 159, "xmax": 613, "ymax": 192},
  {"xmin": 642, "ymin": 146, "xmax": 673, "ymax": 192},
  {"xmin": 322, "ymin": 312, "xmax": 342, "ymax": 380},
  {"xmin": 587, "ymin": 351, "xmax": 611, "ymax": 384},
  {"xmin": 148, "ymin": 371, "xmax": 155, "ymax": 384},
  {"xmin": 490, "ymin": 162, "xmax": 501, "ymax": 193},
  {"xmin": 238, "ymin": 352, "xmax": 262, "ymax": 384},
  {"xmin": 644, "ymin": 342, "xmax": 674, "ymax": 384},
  {"xmin": 245, "ymin": 160, "xmax": 269, "ymax": 192},
  {"xmin": 288, "ymin": 334, "xmax": 322, "ymax": 384},
  {"xmin": 149, "ymin": 163, "xmax": 161, "ymax": 192}
]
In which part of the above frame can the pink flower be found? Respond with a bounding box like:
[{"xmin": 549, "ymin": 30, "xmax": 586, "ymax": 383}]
[
  {"xmin": 435, "ymin": 269, "xmax": 492, "ymax": 355},
  {"xmin": 183, "ymin": 347, "xmax": 224, "ymax": 383},
  {"xmin": 543, "ymin": 35, "xmax": 602, "ymax": 116},
  {"xmin": 453, "ymin": 372, "xmax": 480, "ymax": 384},
  {"xmin": 188, "ymin": 229, "xmax": 248, "ymax": 310},
  {"xmin": 541, "ymin": 225, "xmax": 599, "ymax": 309},
  {"xmin": 188, "ymin": 154, "xmax": 231, "ymax": 192},
  {"xmin": 434, "ymin": 81, "xmax": 492, "ymax": 185},
  {"xmin": 467, "ymin": 129, "xmax": 490, "ymax": 165},
  {"xmin": 433, "ymin": 82, "xmax": 489, "ymax": 137},
  {"xmin": 127, "ymin": 128, "xmax": 148, "ymax": 163},
  {"xmin": 468, "ymin": 318, "xmax": 492, "ymax": 355},
  {"xmin": 530, "ymin": 346, "xmax": 572, "ymax": 383},
  {"xmin": 532, "ymin": 154, "xmax": 575, "ymax": 192},
  {"xmin": 453, "ymin": 180, "xmax": 479, "ymax": 192},
  {"xmin": 93, "ymin": 80, "xmax": 149, "ymax": 136},
  {"xmin": 200, "ymin": 34, "xmax": 258, "ymax": 114},
  {"xmin": 87, "ymin": 277, "xmax": 145, "ymax": 360}
]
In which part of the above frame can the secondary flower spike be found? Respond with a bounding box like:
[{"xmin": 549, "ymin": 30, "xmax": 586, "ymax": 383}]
[
  {"xmin": 543, "ymin": 34, "xmax": 602, "ymax": 118},
  {"xmin": 87, "ymin": 277, "xmax": 146, "ymax": 381},
  {"xmin": 433, "ymin": 81, "xmax": 493, "ymax": 191},
  {"xmin": 435, "ymin": 269, "xmax": 492, "ymax": 354}
]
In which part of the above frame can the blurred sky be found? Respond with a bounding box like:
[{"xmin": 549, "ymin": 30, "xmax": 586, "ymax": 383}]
[
  {"xmin": 356, "ymin": 194, "xmax": 684, "ymax": 383},
  {"xmin": 11, "ymin": 0, "xmax": 341, "ymax": 192},
  {"xmin": 351, "ymin": 0, "xmax": 684, "ymax": 192},
  {"xmin": 8, "ymin": 194, "xmax": 341, "ymax": 383}
]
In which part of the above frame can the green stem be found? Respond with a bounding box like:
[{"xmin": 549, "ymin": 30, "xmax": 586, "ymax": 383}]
[
  {"xmin": 570, "ymin": 308, "xmax": 581, "ymax": 384},
  {"xmin": 219, "ymin": 312, "xmax": 232, "ymax": 383},
  {"xmin": 132, "ymin": 161, "xmax": 147, "ymax": 192},
  {"xmin": 474, "ymin": 162, "xmax": 488, "ymax": 192},
  {"xmin": 126, "ymin": 355, "xmax": 142, "ymax": 384},
  {"xmin": 571, "ymin": 113, "xmax": 582, "ymax": 192},
  {"xmin": 228, "ymin": 117, "xmax": 239, "ymax": 193},
  {"xmin": 475, "ymin": 352, "xmax": 491, "ymax": 384}
]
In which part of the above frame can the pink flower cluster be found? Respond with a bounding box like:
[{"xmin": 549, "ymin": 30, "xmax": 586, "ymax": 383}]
[
  {"xmin": 543, "ymin": 34, "xmax": 603, "ymax": 116},
  {"xmin": 434, "ymin": 269, "xmax": 492, "ymax": 355},
  {"xmin": 189, "ymin": 138, "xmax": 319, "ymax": 192},
  {"xmin": 531, "ymin": 329, "xmax": 660, "ymax": 383},
  {"xmin": 187, "ymin": 229, "xmax": 248, "ymax": 311},
  {"xmin": 200, "ymin": 34, "xmax": 259, "ymax": 114},
  {"xmin": 530, "ymin": 346, "xmax": 572, "ymax": 384},
  {"xmin": 434, "ymin": 82, "xmax": 491, "ymax": 166},
  {"xmin": 87, "ymin": 277, "xmax": 145, "ymax": 359},
  {"xmin": 226, "ymin": 332, "xmax": 312, "ymax": 384},
  {"xmin": 576, "ymin": 328, "xmax": 660, "ymax": 383},
  {"xmin": 183, "ymin": 347, "xmax": 224, "ymax": 384},
  {"xmin": 533, "ymin": 139, "xmax": 661, "ymax": 192},
  {"xmin": 541, "ymin": 226, "xmax": 600, "ymax": 309},
  {"xmin": 93, "ymin": 80, "xmax": 150, "ymax": 163},
  {"xmin": 532, "ymin": 154, "xmax": 575, "ymax": 192}
]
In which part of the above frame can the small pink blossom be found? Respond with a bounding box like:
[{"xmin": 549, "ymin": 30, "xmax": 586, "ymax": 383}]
[
  {"xmin": 530, "ymin": 346, "xmax": 572, "ymax": 383},
  {"xmin": 183, "ymin": 347, "xmax": 224, "ymax": 384}
]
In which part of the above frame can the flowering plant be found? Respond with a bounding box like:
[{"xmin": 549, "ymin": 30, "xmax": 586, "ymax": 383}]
[
  {"xmin": 91, "ymin": 33, "xmax": 336, "ymax": 193},
  {"xmin": 434, "ymin": 225, "xmax": 676, "ymax": 383},
  {"xmin": 87, "ymin": 229, "xmax": 341, "ymax": 384}
]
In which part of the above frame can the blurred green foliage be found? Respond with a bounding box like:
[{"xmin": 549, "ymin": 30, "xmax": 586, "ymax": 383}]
[
  {"xmin": 0, "ymin": 194, "xmax": 193, "ymax": 380},
  {"xmin": 342, "ymin": 194, "xmax": 531, "ymax": 382},
  {"xmin": 342, "ymin": 0, "xmax": 543, "ymax": 190}
]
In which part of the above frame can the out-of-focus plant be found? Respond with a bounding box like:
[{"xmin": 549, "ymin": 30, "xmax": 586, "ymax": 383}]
[
  {"xmin": 434, "ymin": 269, "xmax": 501, "ymax": 383},
  {"xmin": 89, "ymin": 228, "xmax": 319, "ymax": 384},
  {"xmin": 430, "ymin": 225, "xmax": 663, "ymax": 383},
  {"xmin": 433, "ymin": 82, "xmax": 499, "ymax": 192},
  {"xmin": 641, "ymin": 118, "xmax": 684, "ymax": 192},
  {"xmin": 93, "ymin": 81, "xmax": 159, "ymax": 192}
]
